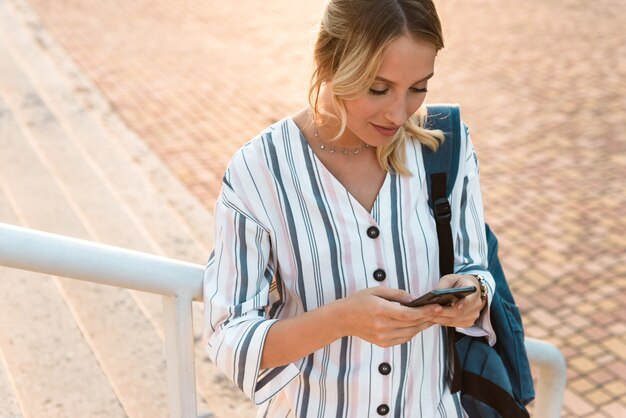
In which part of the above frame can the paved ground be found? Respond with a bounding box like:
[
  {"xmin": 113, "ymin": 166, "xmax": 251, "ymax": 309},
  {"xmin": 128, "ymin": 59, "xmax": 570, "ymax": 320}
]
[{"xmin": 13, "ymin": 0, "xmax": 626, "ymax": 416}]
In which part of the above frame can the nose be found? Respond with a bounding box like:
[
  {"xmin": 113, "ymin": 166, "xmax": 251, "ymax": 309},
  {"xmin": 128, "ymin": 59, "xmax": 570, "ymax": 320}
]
[{"xmin": 384, "ymin": 94, "xmax": 408, "ymax": 126}]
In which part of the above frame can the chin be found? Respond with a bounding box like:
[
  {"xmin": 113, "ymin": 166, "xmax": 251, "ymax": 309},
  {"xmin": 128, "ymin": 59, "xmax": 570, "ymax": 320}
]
[{"xmin": 369, "ymin": 129, "xmax": 402, "ymax": 148}]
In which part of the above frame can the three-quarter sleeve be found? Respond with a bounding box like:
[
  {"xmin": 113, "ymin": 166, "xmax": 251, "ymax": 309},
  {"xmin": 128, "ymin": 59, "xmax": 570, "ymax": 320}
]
[
  {"xmin": 453, "ymin": 124, "xmax": 497, "ymax": 346},
  {"xmin": 203, "ymin": 177, "xmax": 300, "ymax": 404}
]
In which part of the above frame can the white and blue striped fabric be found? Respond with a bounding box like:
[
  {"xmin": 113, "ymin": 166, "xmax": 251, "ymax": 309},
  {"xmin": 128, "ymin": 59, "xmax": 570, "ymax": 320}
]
[{"xmin": 203, "ymin": 116, "xmax": 496, "ymax": 418}]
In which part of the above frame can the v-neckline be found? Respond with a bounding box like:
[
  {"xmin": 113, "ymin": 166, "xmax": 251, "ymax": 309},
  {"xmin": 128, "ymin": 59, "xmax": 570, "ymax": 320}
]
[{"xmin": 287, "ymin": 117, "xmax": 390, "ymax": 217}]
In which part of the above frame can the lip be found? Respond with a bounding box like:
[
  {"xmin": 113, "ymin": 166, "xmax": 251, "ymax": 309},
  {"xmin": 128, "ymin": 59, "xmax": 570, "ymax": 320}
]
[{"xmin": 371, "ymin": 123, "xmax": 401, "ymax": 137}]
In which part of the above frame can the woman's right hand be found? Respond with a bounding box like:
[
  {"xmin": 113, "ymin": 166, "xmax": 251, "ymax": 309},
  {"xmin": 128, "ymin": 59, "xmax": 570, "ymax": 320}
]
[
  {"xmin": 335, "ymin": 287, "xmax": 442, "ymax": 347},
  {"xmin": 261, "ymin": 286, "xmax": 441, "ymax": 369}
]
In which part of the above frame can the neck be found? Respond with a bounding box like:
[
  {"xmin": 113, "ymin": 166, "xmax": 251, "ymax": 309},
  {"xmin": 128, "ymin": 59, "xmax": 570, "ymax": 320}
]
[
  {"xmin": 312, "ymin": 86, "xmax": 369, "ymax": 149},
  {"xmin": 310, "ymin": 116, "xmax": 367, "ymax": 152},
  {"xmin": 313, "ymin": 123, "xmax": 370, "ymax": 155}
]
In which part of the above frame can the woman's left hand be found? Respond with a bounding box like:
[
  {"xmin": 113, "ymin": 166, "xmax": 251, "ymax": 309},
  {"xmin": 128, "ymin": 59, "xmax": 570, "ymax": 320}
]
[{"xmin": 429, "ymin": 274, "xmax": 486, "ymax": 328}]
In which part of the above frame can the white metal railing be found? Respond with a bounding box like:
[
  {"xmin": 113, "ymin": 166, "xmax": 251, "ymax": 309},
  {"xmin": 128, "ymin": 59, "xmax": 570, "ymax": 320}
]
[
  {"xmin": 0, "ymin": 222, "xmax": 202, "ymax": 418},
  {"xmin": 0, "ymin": 222, "xmax": 567, "ymax": 417}
]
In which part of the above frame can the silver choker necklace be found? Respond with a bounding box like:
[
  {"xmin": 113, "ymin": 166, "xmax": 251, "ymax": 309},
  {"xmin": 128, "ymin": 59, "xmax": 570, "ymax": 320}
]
[{"xmin": 314, "ymin": 126, "xmax": 371, "ymax": 155}]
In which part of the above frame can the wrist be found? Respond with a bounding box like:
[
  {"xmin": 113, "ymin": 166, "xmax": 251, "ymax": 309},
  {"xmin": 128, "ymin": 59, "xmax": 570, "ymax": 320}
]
[
  {"xmin": 472, "ymin": 274, "xmax": 488, "ymax": 308},
  {"xmin": 326, "ymin": 298, "xmax": 350, "ymax": 340}
]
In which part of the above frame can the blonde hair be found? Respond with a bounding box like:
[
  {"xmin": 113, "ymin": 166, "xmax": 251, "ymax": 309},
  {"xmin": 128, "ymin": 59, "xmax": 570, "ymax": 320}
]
[{"xmin": 309, "ymin": 0, "xmax": 445, "ymax": 175}]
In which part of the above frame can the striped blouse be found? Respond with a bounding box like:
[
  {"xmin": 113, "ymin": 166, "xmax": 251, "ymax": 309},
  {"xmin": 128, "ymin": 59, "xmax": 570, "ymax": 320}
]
[{"xmin": 203, "ymin": 115, "xmax": 496, "ymax": 418}]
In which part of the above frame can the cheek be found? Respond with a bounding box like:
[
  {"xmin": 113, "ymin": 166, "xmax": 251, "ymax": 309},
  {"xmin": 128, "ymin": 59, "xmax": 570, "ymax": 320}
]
[
  {"xmin": 407, "ymin": 95, "xmax": 427, "ymax": 115},
  {"xmin": 345, "ymin": 97, "xmax": 382, "ymax": 122}
]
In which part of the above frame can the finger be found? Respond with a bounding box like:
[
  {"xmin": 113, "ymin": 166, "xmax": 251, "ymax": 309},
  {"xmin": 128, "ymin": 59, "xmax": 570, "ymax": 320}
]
[
  {"xmin": 392, "ymin": 317, "xmax": 437, "ymax": 330},
  {"xmin": 429, "ymin": 313, "xmax": 467, "ymax": 327},
  {"xmin": 431, "ymin": 305, "xmax": 458, "ymax": 319},
  {"xmin": 370, "ymin": 286, "xmax": 413, "ymax": 304},
  {"xmin": 384, "ymin": 322, "xmax": 435, "ymax": 345},
  {"xmin": 370, "ymin": 314, "xmax": 434, "ymax": 334},
  {"xmin": 430, "ymin": 311, "xmax": 478, "ymax": 328},
  {"xmin": 387, "ymin": 303, "xmax": 443, "ymax": 321},
  {"xmin": 437, "ymin": 274, "xmax": 464, "ymax": 288},
  {"xmin": 459, "ymin": 294, "xmax": 484, "ymax": 314}
]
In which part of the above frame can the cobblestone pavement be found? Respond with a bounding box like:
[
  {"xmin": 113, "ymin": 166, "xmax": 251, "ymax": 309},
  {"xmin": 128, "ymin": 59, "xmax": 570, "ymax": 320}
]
[{"xmin": 21, "ymin": 0, "xmax": 626, "ymax": 416}]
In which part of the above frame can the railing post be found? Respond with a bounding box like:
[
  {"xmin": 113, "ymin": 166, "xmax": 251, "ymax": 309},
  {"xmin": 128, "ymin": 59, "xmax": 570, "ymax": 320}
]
[
  {"xmin": 163, "ymin": 293, "xmax": 198, "ymax": 418},
  {"xmin": 525, "ymin": 338, "xmax": 567, "ymax": 418}
]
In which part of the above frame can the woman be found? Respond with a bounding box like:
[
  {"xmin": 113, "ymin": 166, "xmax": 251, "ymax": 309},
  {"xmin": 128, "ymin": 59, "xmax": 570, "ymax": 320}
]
[{"xmin": 203, "ymin": 1, "xmax": 496, "ymax": 416}]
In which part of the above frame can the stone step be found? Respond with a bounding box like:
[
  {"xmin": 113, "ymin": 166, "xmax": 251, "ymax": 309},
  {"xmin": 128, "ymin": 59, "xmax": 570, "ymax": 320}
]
[
  {"xmin": 0, "ymin": 351, "xmax": 22, "ymax": 418},
  {"xmin": 3, "ymin": 0, "xmax": 216, "ymax": 256},
  {"xmin": 0, "ymin": 266, "xmax": 129, "ymax": 418},
  {"xmin": 0, "ymin": 49, "xmax": 172, "ymax": 417},
  {"xmin": 0, "ymin": 191, "xmax": 25, "ymax": 418},
  {"xmin": 0, "ymin": 109, "xmax": 126, "ymax": 417},
  {"xmin": 0, "ymin": 0, "xmax": 213, "ymax": 263},
  {"xmin": 0, "ymin": 1, "xmax": 257, "ymax": 416},
  {"xmin": 0, "ymin": 6, "xmax": 167, "ymax": 342},
  {"xmin": 0, "ymin": 0, "xmax": 195, "ymax": 344}
]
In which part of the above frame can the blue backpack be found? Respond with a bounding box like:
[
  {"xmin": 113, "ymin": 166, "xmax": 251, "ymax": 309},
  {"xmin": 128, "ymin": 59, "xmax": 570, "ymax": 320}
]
[{"xmin": 422, "ymin": 105, "xmax": 535, "ymax": 418}]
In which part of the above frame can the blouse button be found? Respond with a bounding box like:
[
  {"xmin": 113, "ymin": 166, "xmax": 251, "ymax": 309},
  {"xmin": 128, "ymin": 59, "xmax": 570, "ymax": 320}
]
[
  {"xmin": 373, "ymin": 269, "xmax": 386, "ymax": 282},
  {"xmin": 367, "ymin": 226, "xmax": 380, "ymax": 239},
  {"xmin": 378, "ymin": 362, "xmax": 391, "ymax": 375},
  {"xmin": 377, "ymin": 404, "xmax": 390, "ymax": 415}
]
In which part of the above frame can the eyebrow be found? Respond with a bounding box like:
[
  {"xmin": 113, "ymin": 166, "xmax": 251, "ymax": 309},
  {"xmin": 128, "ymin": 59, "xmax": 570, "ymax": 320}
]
[{"xmin": 374, "ymin": 72, "xmax": 434, "ymax": 86}]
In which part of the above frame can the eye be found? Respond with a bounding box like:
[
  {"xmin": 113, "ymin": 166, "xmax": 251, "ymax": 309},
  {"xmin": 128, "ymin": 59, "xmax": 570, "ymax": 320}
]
[
  {"xmin": 411, "ymin": 87, "xmax": 428, "ymax": 93},
  {"xmin": 368, "ymin": 88, "xmax": 389, "ymax": 96}
]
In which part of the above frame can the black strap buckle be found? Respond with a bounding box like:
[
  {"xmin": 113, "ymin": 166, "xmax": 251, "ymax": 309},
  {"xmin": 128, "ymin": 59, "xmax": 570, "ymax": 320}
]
[{"xmin": 434, "ymin": 197, "xmax": 452, "ymax": 224}]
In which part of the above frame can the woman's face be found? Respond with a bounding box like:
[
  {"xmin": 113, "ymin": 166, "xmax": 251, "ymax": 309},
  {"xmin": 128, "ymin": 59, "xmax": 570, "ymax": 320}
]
[{"xmin": 342, "ymin": 35, "xmax": 437, "ymax": 147}]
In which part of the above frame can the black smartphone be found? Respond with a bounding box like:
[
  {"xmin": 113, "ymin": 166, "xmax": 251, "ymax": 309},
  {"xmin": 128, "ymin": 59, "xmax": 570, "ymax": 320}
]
[{"xmin": 403, "ymin": 286, "xmax": 477, "ymax": 308}]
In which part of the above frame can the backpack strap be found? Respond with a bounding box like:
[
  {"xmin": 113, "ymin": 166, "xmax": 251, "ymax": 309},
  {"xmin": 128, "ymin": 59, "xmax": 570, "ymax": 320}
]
[
  {"xmin": 422, "ymin": 104, "xmax": 462, "ymax": 276},
  {"xmin": 422, "ymin": 104, "xmax": 463, "ymax": 392}
]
